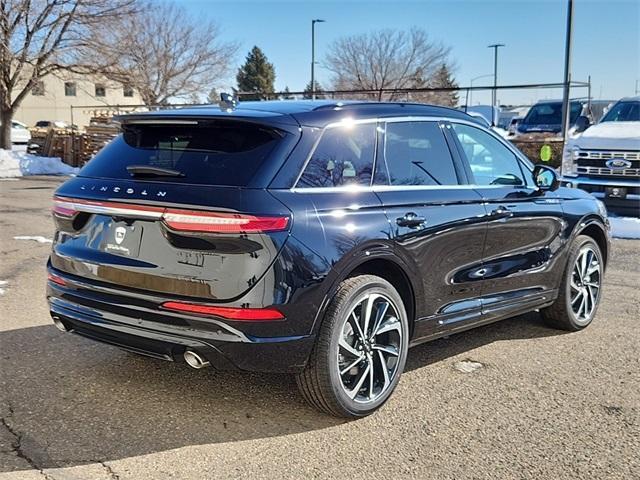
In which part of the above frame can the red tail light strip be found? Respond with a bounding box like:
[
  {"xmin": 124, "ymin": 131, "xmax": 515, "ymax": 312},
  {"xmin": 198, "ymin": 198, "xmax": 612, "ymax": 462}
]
[
  {"xmin": 47, "ymin": 272, "xmax": 67, "ymax": 286},
  {"xmin": 53, "ymin": 196, "xmax": 164, "ymax": 219},
  {"xmin": 161, "ymin": 301, "xmax": 285, "ymax": 321},
  {"xmin": 162, "ymin": 209, "xmax": 289, "ymax": 233},
  {"xmin": 52, "ymin": 196, "xmax": 289, "ymax": 233}
]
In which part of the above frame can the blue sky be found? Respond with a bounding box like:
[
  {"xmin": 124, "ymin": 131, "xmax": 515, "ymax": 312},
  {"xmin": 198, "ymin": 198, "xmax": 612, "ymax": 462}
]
[{"xmin": 179, "ymin": 0, "xmax": 639, "ymax": 105}]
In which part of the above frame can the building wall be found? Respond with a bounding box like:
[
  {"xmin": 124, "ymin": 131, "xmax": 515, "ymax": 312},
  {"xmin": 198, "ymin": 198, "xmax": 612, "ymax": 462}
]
[{"xmin": 13, "ymin": 73, "xmax": 143, "ymax": 128}]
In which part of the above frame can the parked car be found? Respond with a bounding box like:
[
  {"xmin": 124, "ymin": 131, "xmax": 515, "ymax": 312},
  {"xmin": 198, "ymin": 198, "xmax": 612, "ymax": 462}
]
[
  {"xmin": 34, "ymin": 120, "xmax": 76, "ymax": 130},
  {"xmin": 562, "ymin": 96, "xmax": 640, "ymax": 215},
  {"xmin": 47, "ymin": 101, "xmax": 610, "ymax": 418},
  {"xmin": 464, "ymin": 108, "xmax": 509, "ymax": 138},
  {"xmin": 516, "ymin": 100, "xmax": 587, "ymax": 137},
  {"xmin": 0, "ymin": 119, "xmax": 32, "ymax": 146}
]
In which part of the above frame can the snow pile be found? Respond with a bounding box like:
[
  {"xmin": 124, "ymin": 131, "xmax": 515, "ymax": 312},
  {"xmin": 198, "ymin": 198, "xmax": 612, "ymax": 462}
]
[
  {"xmin": 609, "ymin": 216, "xmax": 640, "ymax": 239},
  {"xmin": 14, "ymin": 235, "xmax": 53, "ymax": 244},
  {"xmin": 0, "ymin": 149, "xmax": 79, "ymax": 177}
]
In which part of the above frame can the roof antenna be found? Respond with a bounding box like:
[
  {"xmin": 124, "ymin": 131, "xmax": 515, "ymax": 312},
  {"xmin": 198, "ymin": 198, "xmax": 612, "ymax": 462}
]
[{"xmin": 219, "ymin": 92, "xmax": 238, "ymax": 112}]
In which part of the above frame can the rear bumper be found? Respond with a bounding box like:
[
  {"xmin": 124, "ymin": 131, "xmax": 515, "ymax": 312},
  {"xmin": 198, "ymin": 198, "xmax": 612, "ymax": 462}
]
[{"xmin": 47, "ymin": 271, "xmax": 315, "ymax": 373}]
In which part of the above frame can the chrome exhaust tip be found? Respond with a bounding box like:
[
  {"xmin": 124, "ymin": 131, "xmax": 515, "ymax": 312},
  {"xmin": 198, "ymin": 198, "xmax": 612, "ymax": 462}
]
[
  {"xmin": 183, "ymin": 350, "xmax": 210, "ymax": 369},
  {"xmin": 52, "ymin": 316, "xmax": 68, "ymax": 332}
]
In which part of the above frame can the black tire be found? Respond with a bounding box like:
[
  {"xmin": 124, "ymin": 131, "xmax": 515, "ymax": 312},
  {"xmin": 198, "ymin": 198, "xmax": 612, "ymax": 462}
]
[
  {"xmin": 296, "ymin": 275, "xmax": 409, "ymax": 418},
  {"xmin": 542, "ymin": 235, "xmax": 604, "ymax": 331}
]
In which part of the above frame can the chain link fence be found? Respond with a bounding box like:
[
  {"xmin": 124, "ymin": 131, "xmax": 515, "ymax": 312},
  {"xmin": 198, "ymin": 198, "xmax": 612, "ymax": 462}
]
[{"xmin": 46, "ymin": 80, "xmax": 594, "ymax": 168}]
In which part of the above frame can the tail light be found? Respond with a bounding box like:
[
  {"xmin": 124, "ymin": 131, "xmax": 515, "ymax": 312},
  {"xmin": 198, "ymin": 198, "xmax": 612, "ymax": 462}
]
[
  {"xmin": 52, "ymin": 197, "xmax": 78, "ymax": 217},
  {"xmin": 161, "ymin": 301, "xmax": 285, "ymax": 321},
  {"xmin": 52, "ymin": 196, "xmax": 289, "ymax": 234},
  {"xmin": 162, "ymin": 209, "xmax": 288, "ymax": 233},
  {"xmin": 47, "ymin": 272, "xmax": 67, "ymax": 286}
]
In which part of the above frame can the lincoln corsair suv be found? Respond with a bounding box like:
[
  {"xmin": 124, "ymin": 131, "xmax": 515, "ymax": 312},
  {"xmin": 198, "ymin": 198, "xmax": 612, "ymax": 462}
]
[{"xmin": 47, "ymin": 101, "xmax": 610, "ymax": 417}]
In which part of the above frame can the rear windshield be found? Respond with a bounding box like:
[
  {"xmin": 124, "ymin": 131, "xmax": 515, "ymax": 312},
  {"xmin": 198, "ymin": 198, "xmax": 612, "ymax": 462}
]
[
  {"xmin": 523, "ymin": 102, "xmax": 582, "ymax": 125},
  {"xmin": 78, "ymin": 121, "xmax": 283, "ymax": 186}
]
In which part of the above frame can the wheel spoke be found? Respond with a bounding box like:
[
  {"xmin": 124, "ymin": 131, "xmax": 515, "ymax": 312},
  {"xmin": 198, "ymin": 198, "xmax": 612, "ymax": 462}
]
[
  {"xmin": 340, "ymin": 356, "xmax": 364, "ymax": 376},
  {"xmin": 577, "ymin": 294, "xmax": 586, "ymax": 318},
  {"xmin": 374, "ymin": 316, "xmax": 401, "ymax": 336},
  {"xmin": 348, "ymin": 311, "xmax": 367, "ymax": 343},
  {"xmin": 370, "ymin": 301, "xmax": 389, "ymax": 340},
  {"xmin": 372, "ymin": 344, "xmax": 399, "ymax": 357},
  {"xmin": 574, "ymin": 264, "xmax": 583, "ymax": 282},
  {"xmin": 570, "ymin": 278, "xmax": 581, "ymax": 291},
  {"xmin": 361, "ymin": 294, "xmax": 376, "ymax": 338},
  {"xmin": 339, "ymin": 337, "xmax": 360, "ymax": 358},
  {"xmin": 347, "ymin": 361, "xmax": 371, "ymax": 399},
  {"xmin": 587, "ymin": 286, "xmax": 597, "ymax": 314},
  {"xmin": 377, "ymin": 350, "xmax": 390, "ymax": 390},
  {"xmin": 367, "ymin": 357, "xmax": 375, "ymax": 399},
  {"xmin": 571, "ymin": 290, "xmax": 583, "ymax": 306},
  {"xmin": 580, "ymin": 251, "xmax": 588, "ymax": 279},
  {"xmin": 586, "ymin": 262, "xmax": 600, "ymax": 276}
]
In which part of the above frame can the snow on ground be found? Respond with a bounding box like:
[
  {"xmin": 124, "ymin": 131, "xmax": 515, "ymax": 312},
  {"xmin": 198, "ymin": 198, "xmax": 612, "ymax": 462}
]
[
  {"xmin": 14, "ymin": 235, "xmax": 53, "ymax": 244},
  {"xmin": 609, "ymin": 215, "xmax": 640, "ymax": 239},
  {"xmin": 0, "ymin": 280, "xmax": 7, "ymax": 295},
  {"xmin": 0, "ymin": 149, "xmax": 79, "ymax": 177}
]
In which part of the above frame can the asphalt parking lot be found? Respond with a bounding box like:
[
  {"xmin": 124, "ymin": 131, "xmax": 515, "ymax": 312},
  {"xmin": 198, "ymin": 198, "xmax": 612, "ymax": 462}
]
[{"xmin": 1, "ymin": 177, "xmax": 638, "ymax": 480}]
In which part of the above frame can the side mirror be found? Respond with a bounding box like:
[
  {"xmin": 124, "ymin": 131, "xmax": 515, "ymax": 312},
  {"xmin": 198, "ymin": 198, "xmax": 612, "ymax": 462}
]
[
  {"xmin": 574, "ymin": 115, "xmax": 590, "ymax": 133},
  {"xmin": 533, "ymin": 165, "xmax": 559, "ymax": 191}
]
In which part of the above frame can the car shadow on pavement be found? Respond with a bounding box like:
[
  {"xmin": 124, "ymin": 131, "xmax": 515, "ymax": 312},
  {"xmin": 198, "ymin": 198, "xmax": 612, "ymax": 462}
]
[
  {"xmin": 405, "ymin": 311, "xmax": 565, "ymax": 372},
  {"xmin": 0, "ymin": 311, "xmax": 564, "ymax": 471}
]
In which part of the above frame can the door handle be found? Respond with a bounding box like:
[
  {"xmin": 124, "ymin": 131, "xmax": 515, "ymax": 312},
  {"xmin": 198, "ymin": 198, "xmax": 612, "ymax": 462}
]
[
  {"xmin": 396, "ymin": 212, "xmax": 426, "ymax": 228},
  {"xmin": 490, "ymin": 206, "xmax": 513, "ymax": 219}
]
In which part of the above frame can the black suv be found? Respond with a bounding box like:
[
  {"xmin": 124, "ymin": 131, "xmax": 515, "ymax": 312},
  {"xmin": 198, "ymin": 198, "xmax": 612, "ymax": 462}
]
[{"xmin": 47, "ymin": 101, "xmax": 610, "ymax": 417}]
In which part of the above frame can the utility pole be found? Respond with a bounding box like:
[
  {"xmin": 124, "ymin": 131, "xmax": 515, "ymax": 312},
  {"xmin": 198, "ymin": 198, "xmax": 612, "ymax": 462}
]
[
  {"xmin": 561, "ymin": 0, "xmax": 574, "ymax": 146},
  {"xmin": 311, "ymin": 19, "xmax": 326, "ymax": 100},
  {"xmin": 488, "ymin": 44, "xmax": 505, "ymax": 124}
]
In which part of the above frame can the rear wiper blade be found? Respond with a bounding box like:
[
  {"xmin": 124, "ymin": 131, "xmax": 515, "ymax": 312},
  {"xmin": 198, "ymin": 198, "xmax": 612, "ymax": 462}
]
[{"xmin": 126, "ymin": 165, "xmax": 184, "ymax": 177}]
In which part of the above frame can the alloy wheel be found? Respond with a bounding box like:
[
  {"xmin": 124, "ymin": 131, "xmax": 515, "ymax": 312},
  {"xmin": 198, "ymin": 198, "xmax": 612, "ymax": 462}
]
[
  {"xmin": 337, "ymin": 293, "xmax": 403, "ymax": 404},
  {"xmin": 570, "ymin": 246, "xmax": 601, "ymax": 323}
]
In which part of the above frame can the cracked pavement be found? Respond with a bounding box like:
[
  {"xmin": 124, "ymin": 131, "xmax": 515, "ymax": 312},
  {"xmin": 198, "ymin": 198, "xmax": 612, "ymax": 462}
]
[{"xmin": 1, "ymin": 177, "xmax": 639, "ymax": 479}]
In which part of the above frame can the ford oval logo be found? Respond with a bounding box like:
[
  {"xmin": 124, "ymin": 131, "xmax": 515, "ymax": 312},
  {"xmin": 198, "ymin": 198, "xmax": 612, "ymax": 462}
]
[{"xmin": 606, "ymin": 159, "xmax": 632, "ymax": 169}]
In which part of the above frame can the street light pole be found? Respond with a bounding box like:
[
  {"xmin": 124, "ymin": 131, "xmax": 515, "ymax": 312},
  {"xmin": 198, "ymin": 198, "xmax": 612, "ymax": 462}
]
[
  {"xmin": 561, "ymin": 0, "xmax": 574, "ymax": 145},
  {"xmin": 487, "ymin": 43, "xmax": 505, "ymax": 113},
  {"xmin": 468, "ymin": 74, "xmax": 493, "ymax": 107},
  {"xmin": 311, "ymin": 19, "xmax": 326, "ymax": 100}
]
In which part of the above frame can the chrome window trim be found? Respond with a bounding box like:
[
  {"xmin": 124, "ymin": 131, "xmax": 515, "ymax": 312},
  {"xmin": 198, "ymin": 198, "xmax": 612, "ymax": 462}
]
[
  {"xmin": 292, "ymin": 114, "xmax": 536, "ymax": 191},
  {"xmin": 290, "ymin": 184, "xmax": 537, "ymax": 194}
]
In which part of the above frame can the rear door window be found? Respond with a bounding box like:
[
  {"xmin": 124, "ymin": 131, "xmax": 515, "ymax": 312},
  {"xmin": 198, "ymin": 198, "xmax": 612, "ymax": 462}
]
[
  {"xmin": 78, "ymin": 121, "xmax": 284, "ymax": 186},
  {"xmin": 297, "ymin": 123, "xmax": 376, "ymax": 188},
  {"xmin": 375, "ymin": 121, "xmax": 459, "ymax": 186}
]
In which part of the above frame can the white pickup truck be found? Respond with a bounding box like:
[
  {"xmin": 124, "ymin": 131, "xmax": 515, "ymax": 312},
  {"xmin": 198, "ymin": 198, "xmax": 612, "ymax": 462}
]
[{"xmin": 562, "ymin": 96, "xmax": 640, "ymax": 216}]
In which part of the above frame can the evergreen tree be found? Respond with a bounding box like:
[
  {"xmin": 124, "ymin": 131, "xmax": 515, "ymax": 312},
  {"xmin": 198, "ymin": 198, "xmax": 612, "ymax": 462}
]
[
  {"xmin": 429, "ymin": 64, "xmax": 459, "ymax": 107},
  {"xmin": 303, "ymin": 80, "xmax": 325, "ymax": 99},
  {"xmin": 282, "ymin": 86, "xmax": 295, "ymax": 100},
  {"xmin": 236, "ymin": 46, "xmax": 276, "ymax": 100}
]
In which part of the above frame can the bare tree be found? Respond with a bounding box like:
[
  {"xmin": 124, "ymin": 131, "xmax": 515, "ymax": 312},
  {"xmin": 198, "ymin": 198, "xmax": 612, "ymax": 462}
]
[
  {"xmin": 324, "ymin": 27, "xmax": 451, "ymax": 101},
  {"xmin": 88, "ymin": 1, "xmax": 238, "ymax": 106},
  {"xmin": 0, "ymin": 0, "xmax": 136, "ymax": 149}
]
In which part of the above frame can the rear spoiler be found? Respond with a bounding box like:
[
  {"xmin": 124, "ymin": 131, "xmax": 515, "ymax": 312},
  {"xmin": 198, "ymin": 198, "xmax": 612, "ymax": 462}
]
[{"xmin": 115, "ymin": 112, "xmax": 300, "ymax": 132}]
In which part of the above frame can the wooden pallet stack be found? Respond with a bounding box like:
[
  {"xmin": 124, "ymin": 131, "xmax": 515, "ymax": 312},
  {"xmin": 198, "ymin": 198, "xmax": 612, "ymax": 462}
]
[
  {"xmin": 28, "ymin": 116, "xmax": 120, "ymax": 167},
  {"xmin": 81, "ymin": 115, "xmax": 120, "ymax": 164}
]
